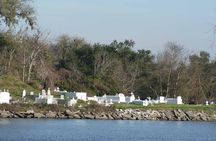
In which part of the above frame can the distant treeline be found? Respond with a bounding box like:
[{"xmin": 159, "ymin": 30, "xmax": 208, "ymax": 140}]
[{"xmin": 0, "ymin": 0, "xmax": 216, "ymax": 104}]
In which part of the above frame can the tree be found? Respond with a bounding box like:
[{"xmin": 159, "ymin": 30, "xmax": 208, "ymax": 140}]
[
  {"xmin": 0, "ymin": 0, "xmax": 35, "ymax": 29},
  {"xmin": 187, "ymin": 51, "xmax": 210, "ymax": 104},
  {"xmin": 156, "ymin": 41, "xmax": 184, "ymax": 97},
  {"xmin": 22, "ymin": 30, "xmax": 49, "ymax": 82}
]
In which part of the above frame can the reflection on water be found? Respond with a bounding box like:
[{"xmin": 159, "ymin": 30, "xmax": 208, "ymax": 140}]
[{"xmin": 0, "ymin": 119, "xmax": 10, "ymax": 125}]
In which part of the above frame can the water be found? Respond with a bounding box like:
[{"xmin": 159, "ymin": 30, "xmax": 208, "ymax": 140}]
[{"xmin": 0, "ymin": 119, "xmax": 215, "ymax": 141}]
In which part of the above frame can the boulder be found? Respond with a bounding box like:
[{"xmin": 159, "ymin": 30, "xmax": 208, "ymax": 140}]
[
  {"xmin": 14, "ymin": 112, "xmax": 25, "ymax": 118},
  {"xmin": 0, "ymin": 111, "xmax": 12, "ymax": 118},
  {"xmin": 185, "ymin": 111, "xmax": 195, "ymax": 120},
  {"xmin": 72, "ymin": 114, "xmax": 82, "ymax": 119},
  {"xmin": 84, "ymin": 114, "xmax": 95, "ymax": 119},
  {"xmin": 106, "ymin": 113, "xmax": 114, "ymax": 120},
  {"xmin": 46, "ymin": 111, "xmax": 56, "ymax": 118},
  {"xmin": 111, "ymin": 113, "xmax": 121, "ymax": 120},
  {"xmin": 122, "ymin": 114, "xmax": 133, "ymax": 120},
  {"xmin": 34, "ymin": 113, "xmax": 45, "ymax": 118},
  {"xmin": 65, "ymin": 110, "xmax": 74, "ymax": 117},
  {"xmin": 95, "ymin": 113, "xmax": 108, "ymax": 120},
  {"xmin": 164, "ymin": 111, "xmax": 175, "ymax": 120},
  {"xmin": 173, "ymin": 109, "xmax": 188, "ymax": 121}
]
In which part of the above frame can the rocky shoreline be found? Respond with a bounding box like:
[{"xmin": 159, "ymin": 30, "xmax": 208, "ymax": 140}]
[{"xmin": 1, "ymin": 109, "xmax": 216, "ymax": 122}]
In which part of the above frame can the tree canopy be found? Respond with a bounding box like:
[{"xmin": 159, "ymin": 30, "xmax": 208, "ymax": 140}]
[{"xmin": 0, "ymin": 0, "xmax": 35, "ymax": 29}]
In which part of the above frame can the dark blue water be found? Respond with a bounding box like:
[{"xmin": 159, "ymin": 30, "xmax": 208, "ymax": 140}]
[{"xmin": 0, "ymin": 119, "xmax": 215, "ymax": 141}]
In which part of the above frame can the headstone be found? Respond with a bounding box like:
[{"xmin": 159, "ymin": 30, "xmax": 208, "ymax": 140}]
[
  {"xmin": 110, "ymin": 99, "xmax": 113, "ymax": 104},
  {"xmin": 47, "ymin": 88, "xmax": 51, "ymax": 95},
  {"xmin": 177, "ymin": 96, "xmax": 183, "ymax": 104},
  {"xmin": 60, "ymin": 95, "xmax": 64, "ymax": 100},
  {"xmin": 206, "ymin": 101, "xmax": 209, "ymax": 106},
  {"xmin": 159, "ymin": 96, "xmax": 165, "ymax": 103},
  {"xmin": 30, "ymin": 91, "xmax": 34, "ymax": 95},
  {"xmin": 22, "ymin": 89, "xmax": 26, "ymax": 98},
  {"xmin": 42, "ymin": 89, "xmax": 46, "ymax": 95}
]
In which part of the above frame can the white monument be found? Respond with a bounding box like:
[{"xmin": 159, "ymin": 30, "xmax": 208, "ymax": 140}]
[
  {"xmin": 0, "ymin": 90, "xmax": 11, "ymax": 104},
  {"xmin": 47, "ymin": 88, "xmax": 51, "ymax": 95},
  {"xmin": 177, "ymin": 96, "xmax": 183, "ymax": 105},
  {"xmin": 35, "ymin": 89, "xmax": 57, "ymax": 105},
  {"xmin": 125, "ymin": 92, "xmax": 136, "ymax": 103},
  {"xmin": 159, "ymin": 96, "xmax": 166, "ymax": 103},
  {"xmin": 22, "ymin": 89, "xmax": 26, "ymax": 98}
]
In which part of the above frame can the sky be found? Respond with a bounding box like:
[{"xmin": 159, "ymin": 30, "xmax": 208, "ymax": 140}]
[{"xmin": 35, "ymin": 0, "xmax": 216, "ymax": 55}]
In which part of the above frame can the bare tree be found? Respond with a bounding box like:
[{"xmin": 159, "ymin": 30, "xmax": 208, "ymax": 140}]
[
  {"xmin": 157, "ymin": 41, "xmax": 184, "ymax": 97},
  {"xmin": 23, "ymin": 30, "xmax": 49, "ymax": 82}
]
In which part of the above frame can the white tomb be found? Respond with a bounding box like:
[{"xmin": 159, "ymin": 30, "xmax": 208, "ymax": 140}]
[
  {"xmin": 0, "ymin": 90, "xmax": 11, "ymax": 104},
  {"xmin": 158, "ymin": 96, "xmax": 166, "ymax": 103},
  {"xmin": 68, "ymin": 98, "xmax": 77, "ymax": 106},
  {"xmin": 69, "ymin": 92, "xmax": 87, "ymax": 101},
  {"xmin": 101, "ymin": 93, "xmax": 126, "ymax": 103},
  {"xmin": 87, "ymin": 96, "xmax": 98, "ymax": 102},
  {"xmin": 167, "ymin": 96, "xmax": 183, "ymax": 105},
  {"xmin": 125, "ymin": 92, "xmax": 136, "ymax": 103},
  {"xmin": 35, "ymin": 89, "xmax": 57, "ymax": 105},
  {"xmin": 132, "ymin": 99, "xmax": 149, "ymax": 106}
]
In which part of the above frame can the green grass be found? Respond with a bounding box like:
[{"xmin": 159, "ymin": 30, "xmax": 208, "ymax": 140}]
[
  {"xmin": 112, "ymin": 103, "xmax": 216, "ymax": 113},
  {"xmin": 0, "ymin": 75, "xmax": 39, "ymax": 98}
]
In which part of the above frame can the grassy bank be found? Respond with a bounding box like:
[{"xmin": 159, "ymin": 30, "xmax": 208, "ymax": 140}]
[
  {"xmin": 0, "ymin": 75, "xmax": 39, "ymax": 98},
  {"xmin": 112, "ymin": 103, "xmax": 216, "ymax": 113}
]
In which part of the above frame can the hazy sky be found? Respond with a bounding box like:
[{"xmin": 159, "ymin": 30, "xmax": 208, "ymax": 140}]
[{"xmin": 35, "ymin": 0, "xmax": 216, "ymax": 54}]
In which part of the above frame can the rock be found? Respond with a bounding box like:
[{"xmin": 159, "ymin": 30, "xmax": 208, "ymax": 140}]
[
  {"xmin": 34, "ymin": 113, "xmax": 45, "ymax": 118},
  {"xmin": 14, "ymin": 112, "xmax": 25, "ymax": 118},
  {"xmin": 159, "ymin": 111, "xmax": 167, "ymax": 120},
  {"xmin": 65, "ymin": 110, "xmax": 81, "ymax": 119},
  {"xmin": 106, "ymin": 113, "xmax": 114, "ymax": 120},
  {"xmin": 164, "ymin": 111, "xmax": 175, "ymax": 120},
  {"xmin": 26, "ymin": 110, "xmax": 34, "ymax": 114},
  {"xmin": 95, "ymin": 113, "xmax": 108, "ymax": 120},
  {"xmin": 72, "ymin": 114, "xmax": 82, "ymax": 119},
  {"xmin": 185, "ymin": 111, "xmax": 195, "ymax": 120},
  {"xmin": 0, "ymin": 111, "xmax": 12, "ymax": 118},
  {"xmin": 111, "ymin": 113, "xmax": 121, "ymax": 120},
  {"xmin": 46, "ymin": 111, "xmax": 56, "ymax": 118},
  {"xmin": 122, "ymin": 114, "xmax": 133, "ymax": 120},
  {"xmin": 173, "ymin": 109, "xmax": 188, "ymax": 121},
  {"xmin": 57, "ymin": 112, "xmax": 66, "ymax": 119},
  {"xmin": 84, "ymin": 114, "xmax": 95, "ymax": 119},
  {"xmin": 150, "ymin": 110, "xmax": 161, "ymax": 120},
  {"xmin": 195, "ymin": 112, "xmax": 208, "ymax": 121},
  {"xmin": 210, "ymin": 114, "xmax": 216, "ymax": 121},
  {"xmin": 65, "ymin": 110, "xmax": 73, "ymax": 117}
]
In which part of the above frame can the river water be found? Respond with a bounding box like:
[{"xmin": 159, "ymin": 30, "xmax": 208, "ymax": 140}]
[{"xmin": 0, "ymin": 119, "xmax": 215, "ymax": 141}]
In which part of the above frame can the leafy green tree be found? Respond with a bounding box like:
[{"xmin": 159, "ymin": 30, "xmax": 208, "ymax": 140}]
[{"xmin": 0, "ymin": 0, "xmax": 35, "ymax": 29}]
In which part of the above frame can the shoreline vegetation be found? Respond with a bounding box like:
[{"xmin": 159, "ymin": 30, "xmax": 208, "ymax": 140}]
[
  {"xmin": 1, "ymin": 1, "xmax": 216, "ymax": 106},
  {"xmin": 0, "ymin": 103, "xmax": 216, "ymax": 122},
  {"xmin": 1, "ymin": 1, "xmax": 216, "ymax": 122}
]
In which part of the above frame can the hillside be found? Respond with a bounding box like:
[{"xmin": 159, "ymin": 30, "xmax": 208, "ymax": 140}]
[{"xmin": 0, "ymin": 75, "xmax": 39, "ymax": 98}]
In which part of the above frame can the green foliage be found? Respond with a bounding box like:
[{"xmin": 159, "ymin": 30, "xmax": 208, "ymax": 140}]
[
  {"xmin": 0, "ymin": 0, "xmax": 35, "ymax": 28},
  {"xmin": 113, "ymin": 103, "xmax": 216, "ymax": 113}
]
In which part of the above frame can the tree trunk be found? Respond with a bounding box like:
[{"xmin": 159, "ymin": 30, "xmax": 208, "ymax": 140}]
[
  {"xmin": 22, "ymin": 51, "xmax": 26, "ymax": 82},
  {"xmin": 7, "ymin": 49, "xmax": 15, "ymax": 72},
  {"xmin": 27, "ymin": 61, "xmax": 33, "ymax": 82},
  {"xmin": 173, "ymin": 71, "xmax": 180, "ymax": 97},
  {"xmin": 166, "ymin": 67, "xmax": 172, "ymax": 97}
]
